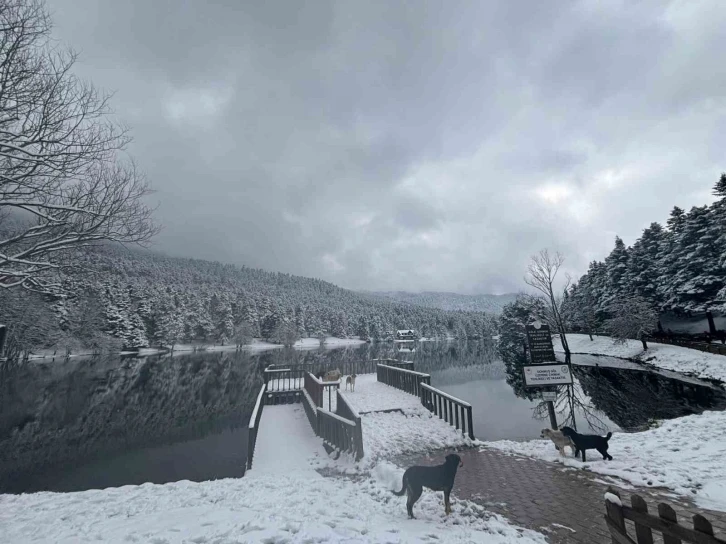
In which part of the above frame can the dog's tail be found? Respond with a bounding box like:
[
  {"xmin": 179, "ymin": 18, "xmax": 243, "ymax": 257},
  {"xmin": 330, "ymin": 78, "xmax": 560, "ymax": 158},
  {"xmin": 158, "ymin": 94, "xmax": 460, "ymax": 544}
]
[
  {"xmin": 605, "ymin": 432, "xmax": 612, "ymax": 441},
  {"xmin": 392, "ymin": 474, "xmax": 407, "ymax": 496}
]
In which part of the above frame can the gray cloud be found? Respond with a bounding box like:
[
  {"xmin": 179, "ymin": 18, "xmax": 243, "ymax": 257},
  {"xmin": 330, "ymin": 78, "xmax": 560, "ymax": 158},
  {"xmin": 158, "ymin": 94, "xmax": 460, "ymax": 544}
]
[{"xmin": 47, "ymin": 0, "xmax": 726, "ymax": 294}]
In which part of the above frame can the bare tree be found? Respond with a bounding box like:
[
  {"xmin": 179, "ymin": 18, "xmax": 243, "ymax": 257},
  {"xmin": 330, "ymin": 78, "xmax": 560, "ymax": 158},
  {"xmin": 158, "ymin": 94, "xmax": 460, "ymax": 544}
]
[
  {"xmin": 524, "ymin": 249, "xmax": 577, "ymax": 429},
  {"xmin": 524, "ymin": 249, "xmax": 571, "ymax": 357},
  {"xmin": 274, "ymin": 322, "xmax": 298, "ymax": 348},
  {"xmin": 233, "ymin": 322, "xmax": 255, "ymax": 350},
  {"xmin": 607, "ymin": 295, "xmax": 658, "ymax": 350},
  {"xmin": 0, "ymin": 0, "xmax": 158, "ymax": 294}
]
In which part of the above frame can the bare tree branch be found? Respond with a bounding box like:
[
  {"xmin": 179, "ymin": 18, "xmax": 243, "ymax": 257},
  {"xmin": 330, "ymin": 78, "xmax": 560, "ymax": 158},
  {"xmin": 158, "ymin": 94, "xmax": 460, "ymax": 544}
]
[{"xmin": 0, "ymin": 0, "xmax": 158, "ymax": 294}]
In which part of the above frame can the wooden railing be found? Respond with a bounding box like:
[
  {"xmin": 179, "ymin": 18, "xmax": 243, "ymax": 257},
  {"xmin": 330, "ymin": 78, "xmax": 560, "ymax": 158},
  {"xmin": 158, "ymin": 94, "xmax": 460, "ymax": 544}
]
[
  {"xmin": 376, "ymin": 363, "xmax": 431, "ymax": 397},
  {"xmin": 604, "ymin": 487, "xmax": 725, "ymax": 544},
  {"xmin": 301, "ymin": 387, "xmax": 319, "ymax": 434},
  {"xmin": 267, "ymin": 359, "xmax": 379, "ymax": 378},
  {"xmin": 303, "ymin": 371, "xmax": 339, "ymax": 411},
  {"xmin": 265, "ymin": 367, "xmax": 305, "ymax": 391},
  {"xmin": 649, "ymin": 334, "xmax": 726, "ymax": 356},
  {"xmin": 336, "ymin": 390, "xmax": 364, "ymax": 460},
  {"xmin": 318, "ymin": 409, "xmax": 362, "ymax": 460},
  {"xmin": 371, "ymin": 358, "xmax": 415, "ymax": 371},
  {"xmin": 247, "ymin": 383, "xmax": 267, "ymax": 470},
  {"xmin": 421, "ymin": 383, "xmax": 474, "ymax": 439},
  {"xmin": 299, "ymin": 384, "xmax": 364, "ymax": 460}
]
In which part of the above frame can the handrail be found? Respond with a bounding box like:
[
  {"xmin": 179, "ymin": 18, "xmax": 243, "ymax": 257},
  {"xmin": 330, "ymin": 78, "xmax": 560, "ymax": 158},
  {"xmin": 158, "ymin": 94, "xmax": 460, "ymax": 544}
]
[
  {"xmin": 420, "ymin": 383, "xmax": 474, "ymax": 439},
  {"xmin": 249, "ymin": 384, "xmax": 266, "ymax": 430},
  {"xmin": 376, "ymin": 363, "xmax": 429, "ymax": 377},
  {"xmin": 336, "ymin": 390, "xmax": 360, "ymax": 421},
  {"xmin": 421, "ymin": 383, "xmax": 472, "ymax": 408},
  {"xmin": 376, "ymin": 363, "xmax": 431, "ymax": 398},
  {"xmin": 318, "ymin": 407, "xmax": 356, "ymax": 426},
  {"xmin": 247, "ymin": 383, "xmax": 267, "ymax": 469}
]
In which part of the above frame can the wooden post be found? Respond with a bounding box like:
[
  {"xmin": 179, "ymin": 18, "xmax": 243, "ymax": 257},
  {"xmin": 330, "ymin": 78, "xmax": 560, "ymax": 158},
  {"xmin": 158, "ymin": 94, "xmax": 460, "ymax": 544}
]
[
  {"xmin": 0, "ymin": 324, "xmax": 6, "ymax": 362},
  {"xmin": 353, "ymin": 415, "xmax": 364, "ymax": 460},
  {"xmin": 547, "ymin": 401, "xmax": 558, "ymax": 430},
  {"xmin": 707, "ymin": 311, "xmax": 717, "ymax": 336},
  {"xmin": 466, "ymin": 407, "xmax": 475, "ymax": 440},
  {"xmin": 604, "ymin": 487, "xmax": 626, "ymax": 544},
  {"xmin": 658, "ymin": 503, "xmax": 681, "ymax": 544},
  {"xmin": 631, "ymin": 494, "xmax": 654, "ymax": 544}
]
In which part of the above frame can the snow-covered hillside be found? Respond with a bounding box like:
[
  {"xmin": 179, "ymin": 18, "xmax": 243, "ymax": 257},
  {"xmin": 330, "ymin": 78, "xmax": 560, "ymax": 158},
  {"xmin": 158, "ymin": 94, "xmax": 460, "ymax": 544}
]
[
  {"xmin": 0, "ymin": 245, "xmax": 497, "ymax": 354},
  {"xmin": 367, "ymin": 291, "xmax": 518, "ymax": 314}
]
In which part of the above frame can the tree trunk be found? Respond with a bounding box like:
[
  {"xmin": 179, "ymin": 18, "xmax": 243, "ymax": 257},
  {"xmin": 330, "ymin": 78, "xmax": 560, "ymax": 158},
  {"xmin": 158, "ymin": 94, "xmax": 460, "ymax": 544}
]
[
  {"xmin": 588, "ymin": 332, "xmax": 593, "ymax": 341},
  {"xmin": 641, "ymin": 337, "xmax": 648, "ymax": 350}
]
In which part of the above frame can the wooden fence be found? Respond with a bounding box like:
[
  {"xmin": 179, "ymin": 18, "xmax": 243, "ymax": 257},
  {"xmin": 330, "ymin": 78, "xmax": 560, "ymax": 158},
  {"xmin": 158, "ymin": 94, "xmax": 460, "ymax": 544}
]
[
  {"xmin": 247, "ymin": 383, "xmax": 267, "ymax": 470},
  {"xmin": 421, "ymin": 383, "xmax": 475, "ymax": 439},
  {"xmin": 649, "ymin": 334, "xmax": 726, "ymax": 356},
  {"xmin": 300, "ymin": 381, "xmax": 364, "ymax": 460},
  {"xmin": 371, "ymin": 358, "xmax": 415, "ymax": 371},
  {"xmin": 318, "ymin": 408, "xmax": 363, "ymax": 460},
  {"xmin": 376, "ymin": 364, "xmax": 431, "ymax": 397},
  {"xmin": 267, "ymin": 359, "xmax": 379, "ymax": 378},
  {"xmin": 303, "ymin": 371, "xmax": 339, "ymax": 412},
  {"xmin": 604, "ymin": 487, "xmax": 725, "ymax": 544}
]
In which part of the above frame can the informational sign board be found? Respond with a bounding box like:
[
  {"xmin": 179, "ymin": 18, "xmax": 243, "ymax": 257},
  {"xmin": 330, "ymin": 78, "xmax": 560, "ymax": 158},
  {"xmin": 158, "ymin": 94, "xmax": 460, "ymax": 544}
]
[
  {"xmin": 523, "ymin": 364, "xmax": 573, "ymax": 387},
  {"xmin": 540, "ymin": 391, "xmax": 558, "ymax": 402},
  {"xmin": 525, "ymin": 321, "xmax": 556, "ymax": 364}
]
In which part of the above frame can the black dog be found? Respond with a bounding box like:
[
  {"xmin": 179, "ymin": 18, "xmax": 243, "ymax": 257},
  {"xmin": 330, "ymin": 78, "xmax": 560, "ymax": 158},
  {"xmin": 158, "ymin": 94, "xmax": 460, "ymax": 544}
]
[
  {"xmin": 392, "ymin": 454, "xmax": 463, "ymax": 518},
  {"xmin": 560, "ymin": 426, "xmax": 613, "ymax": 462}
]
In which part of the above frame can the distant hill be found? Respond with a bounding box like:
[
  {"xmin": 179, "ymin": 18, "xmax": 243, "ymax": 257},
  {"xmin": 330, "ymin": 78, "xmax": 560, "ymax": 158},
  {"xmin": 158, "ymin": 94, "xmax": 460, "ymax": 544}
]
[{"xmin": 367, "ymin": 291, "xmax": 518, "ymax": 314}]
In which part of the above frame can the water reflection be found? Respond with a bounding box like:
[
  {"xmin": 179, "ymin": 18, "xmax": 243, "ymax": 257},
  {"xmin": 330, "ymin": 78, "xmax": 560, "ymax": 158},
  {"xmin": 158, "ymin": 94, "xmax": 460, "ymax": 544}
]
[{"xmin": 1, "ymin": 340, "xmax": 723, "ymax": 493}]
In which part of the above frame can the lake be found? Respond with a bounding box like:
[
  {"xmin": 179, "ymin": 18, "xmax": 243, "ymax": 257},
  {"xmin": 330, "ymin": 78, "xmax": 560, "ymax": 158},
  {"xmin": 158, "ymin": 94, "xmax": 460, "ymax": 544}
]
[{"xmin": 1, "ymin": 340, "xmax": 724, "ymax": 493}]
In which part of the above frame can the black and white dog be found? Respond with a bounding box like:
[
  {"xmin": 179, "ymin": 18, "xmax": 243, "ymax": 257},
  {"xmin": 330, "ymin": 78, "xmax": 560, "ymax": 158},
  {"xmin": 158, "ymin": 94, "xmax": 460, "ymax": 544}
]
[{"xmin": 560, "ymin": 426, "xmax": 613, "ymax": 462}]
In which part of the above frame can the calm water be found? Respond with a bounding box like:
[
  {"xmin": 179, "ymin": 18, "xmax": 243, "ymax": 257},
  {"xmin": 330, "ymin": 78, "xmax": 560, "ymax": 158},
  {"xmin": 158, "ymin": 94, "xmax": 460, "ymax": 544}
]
[{"xmin": 1, "ymin": 341, "xmax": 724, "ymax": 493}]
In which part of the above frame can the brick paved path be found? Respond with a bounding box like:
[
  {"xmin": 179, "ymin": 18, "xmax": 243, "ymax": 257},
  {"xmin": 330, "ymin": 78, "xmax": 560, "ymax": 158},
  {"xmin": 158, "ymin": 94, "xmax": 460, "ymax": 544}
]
[{"xmin": 398, "ymin": 448, "xmax": 726, "ymax": 543}]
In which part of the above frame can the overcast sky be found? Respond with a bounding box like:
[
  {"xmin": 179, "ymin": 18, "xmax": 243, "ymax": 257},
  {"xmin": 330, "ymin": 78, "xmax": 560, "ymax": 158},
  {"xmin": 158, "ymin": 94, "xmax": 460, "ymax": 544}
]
[{"xmin": 47, "ymin": 0, "xmax": 725, "ymax": 294}]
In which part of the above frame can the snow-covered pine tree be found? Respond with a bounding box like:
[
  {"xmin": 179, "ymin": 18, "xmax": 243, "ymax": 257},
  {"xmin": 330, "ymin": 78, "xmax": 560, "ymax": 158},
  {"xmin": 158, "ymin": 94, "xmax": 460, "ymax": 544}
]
[
  {"xmin": 625, "ymin": 222, "xmax": 665, "ymax": 305},
  {"xmin": 666, "ymin": 205, "xmax": 722, "ymax": 312},
  {"xmin": 603, "ymin": 236, "xmax": 630, "ymax": 305}
]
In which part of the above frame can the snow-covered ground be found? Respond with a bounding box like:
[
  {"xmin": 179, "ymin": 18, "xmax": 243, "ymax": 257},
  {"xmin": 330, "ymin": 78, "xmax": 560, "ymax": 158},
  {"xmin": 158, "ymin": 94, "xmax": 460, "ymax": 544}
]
[
  {"xmin": 337, "ymin": 375, "xmax": 476, "ymax": 471},
  {"xmin": 1, "ymin": 404, "xmax": 545, "ymax": 543},
  {"xmin": 555, "ymin": 334, "xmax": 726, "ymax": 383},
  {"xmin": 346, "ymin": 374, "xmax": 427, "ymax": 414},
  {"xmin": 483, "ymin": 410, "xmax": 726, "ymax": 512}
]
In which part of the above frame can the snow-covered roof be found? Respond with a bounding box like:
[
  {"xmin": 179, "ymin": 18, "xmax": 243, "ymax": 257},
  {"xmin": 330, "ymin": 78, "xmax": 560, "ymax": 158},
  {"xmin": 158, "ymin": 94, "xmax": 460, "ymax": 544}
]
[{"xmin": 396, "ymin": 329, "xmax": 415, "ymax": 334}]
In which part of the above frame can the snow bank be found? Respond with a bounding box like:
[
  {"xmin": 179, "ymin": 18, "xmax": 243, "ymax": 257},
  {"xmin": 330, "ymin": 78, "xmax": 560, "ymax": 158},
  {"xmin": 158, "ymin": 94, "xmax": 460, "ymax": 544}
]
[
  {"xmin": 323, "ymin": 336, "xmax": 367, "ymax": 346},
  {"xmin": 555, "ymin": 334, "xmax": 726, "ymax": 383},
  {"xmin": 482, "ymin": 410, "xmax": 726, "ymax": 512},
  {"xmin": 0, "ymin": 461, "xmax": 544, "ymax": 544}
]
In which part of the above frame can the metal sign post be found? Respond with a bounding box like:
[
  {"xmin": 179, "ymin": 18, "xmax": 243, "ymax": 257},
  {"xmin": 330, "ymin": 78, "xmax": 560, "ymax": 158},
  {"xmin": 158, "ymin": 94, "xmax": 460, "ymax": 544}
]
[{"xmin": 523, "ymin": 320, "xmax": 569, "ymax": 429}]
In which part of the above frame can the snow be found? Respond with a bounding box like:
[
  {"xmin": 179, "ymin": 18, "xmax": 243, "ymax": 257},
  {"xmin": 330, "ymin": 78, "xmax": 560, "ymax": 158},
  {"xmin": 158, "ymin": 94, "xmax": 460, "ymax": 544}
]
[
  {"xmin": 250, "ymin": 405, "xmax": 327, "ymax": 475},
  {"xmin": 604, "ymin": 492, "xmax": 622, "ymax": 507},
  {"xmin": 322, "ymin": 336, "xmax": 367, "ymax": 346},
  {"xmin": 346, "ymin": 374, "xmax": 427, "ymax": 414},
  {"xmin": 0, "ymin": 405, "xmax": 544, "ymax": 543},
  {"xmin": 555, "ymin": 333, "xmax": 726, "ymax": 383},
  {"xmin": 294, "ymin": 337, "xmax": 323, "ymax": 348},
  {"xmin": 482, "ymin": 410, "xmax": 726, "ymax": 512},
  {"xmin": 335, "ymin": 375, "xmax": 476, "ymax": 471}
]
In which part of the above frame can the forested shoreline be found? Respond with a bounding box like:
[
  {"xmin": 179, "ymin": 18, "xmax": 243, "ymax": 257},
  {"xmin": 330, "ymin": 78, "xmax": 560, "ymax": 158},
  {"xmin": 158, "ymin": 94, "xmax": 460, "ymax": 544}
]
[{"xmin": 0, "ymin": 245, "xmax": 497, "ymax": 358}]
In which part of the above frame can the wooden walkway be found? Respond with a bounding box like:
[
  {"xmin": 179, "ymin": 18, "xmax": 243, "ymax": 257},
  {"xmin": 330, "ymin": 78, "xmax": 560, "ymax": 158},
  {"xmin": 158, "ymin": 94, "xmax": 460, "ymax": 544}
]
[{"xmin": 248, "ymin": 404, "xmax": 325, "ymax": 475}]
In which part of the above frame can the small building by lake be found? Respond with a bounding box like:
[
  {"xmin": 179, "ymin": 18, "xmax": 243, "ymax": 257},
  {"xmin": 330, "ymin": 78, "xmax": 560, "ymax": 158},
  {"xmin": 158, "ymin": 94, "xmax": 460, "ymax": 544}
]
[{"xmin": 396, "ymin": 329, "xmax": 417, "ymax": 341}]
